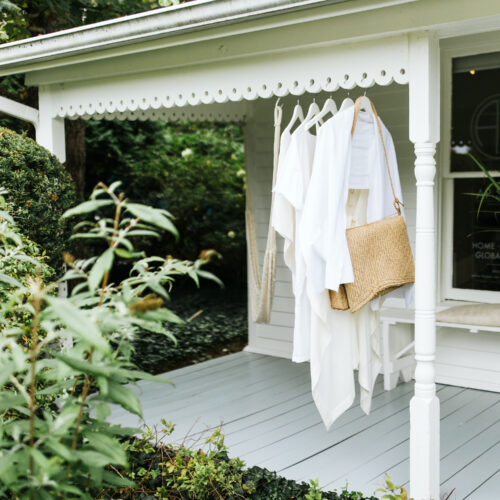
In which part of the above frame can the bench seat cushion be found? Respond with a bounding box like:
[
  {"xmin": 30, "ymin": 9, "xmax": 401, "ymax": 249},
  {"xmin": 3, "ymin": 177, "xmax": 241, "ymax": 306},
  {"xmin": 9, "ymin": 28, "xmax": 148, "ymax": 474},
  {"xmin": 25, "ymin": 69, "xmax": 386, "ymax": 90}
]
[{"xmin": 436, "ymin": 304, "xmax": 500, "ymax": 328}]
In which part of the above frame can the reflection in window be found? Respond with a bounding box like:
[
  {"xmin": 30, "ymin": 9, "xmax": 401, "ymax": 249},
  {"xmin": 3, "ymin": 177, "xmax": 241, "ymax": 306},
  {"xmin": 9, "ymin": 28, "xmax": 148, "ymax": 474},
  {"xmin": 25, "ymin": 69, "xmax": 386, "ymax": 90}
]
[
  {"xmin": 453, "ymin": 179, "xmax": 500, "ymax": 292},
  {"xmin": 451, "ymin": 54, "xmax": 500, "ymax": 292}
]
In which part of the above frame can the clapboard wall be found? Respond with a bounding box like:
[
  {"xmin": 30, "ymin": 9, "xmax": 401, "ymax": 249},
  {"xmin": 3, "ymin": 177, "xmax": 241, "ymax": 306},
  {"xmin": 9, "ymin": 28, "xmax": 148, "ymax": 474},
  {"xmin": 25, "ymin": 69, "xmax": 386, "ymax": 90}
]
[{"xmin": 244, "ymin": 83, "xmax": 416, "ymax": 359}]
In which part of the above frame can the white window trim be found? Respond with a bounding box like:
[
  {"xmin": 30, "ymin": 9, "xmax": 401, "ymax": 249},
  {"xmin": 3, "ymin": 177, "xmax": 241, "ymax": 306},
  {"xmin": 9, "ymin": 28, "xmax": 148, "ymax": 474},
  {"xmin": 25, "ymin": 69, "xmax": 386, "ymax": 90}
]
[{"xmin": 439, "ymin": 33, "xmax": 500, "ymax": 304}]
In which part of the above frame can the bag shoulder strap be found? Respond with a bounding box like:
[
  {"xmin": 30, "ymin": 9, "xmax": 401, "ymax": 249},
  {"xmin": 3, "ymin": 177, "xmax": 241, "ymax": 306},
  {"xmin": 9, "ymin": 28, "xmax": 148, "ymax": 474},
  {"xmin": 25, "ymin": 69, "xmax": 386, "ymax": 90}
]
[{"xmin": 351, "ymin": 96, "xmax": 403, "ymax": 216}]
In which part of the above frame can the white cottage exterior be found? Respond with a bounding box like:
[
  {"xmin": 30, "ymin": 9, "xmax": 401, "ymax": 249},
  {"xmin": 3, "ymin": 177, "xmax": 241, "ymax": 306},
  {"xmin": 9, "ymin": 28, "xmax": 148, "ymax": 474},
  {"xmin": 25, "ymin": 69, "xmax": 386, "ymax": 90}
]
[{"xmin": 1, "ymin": 1, "xmax": 500, "ymax": 498}]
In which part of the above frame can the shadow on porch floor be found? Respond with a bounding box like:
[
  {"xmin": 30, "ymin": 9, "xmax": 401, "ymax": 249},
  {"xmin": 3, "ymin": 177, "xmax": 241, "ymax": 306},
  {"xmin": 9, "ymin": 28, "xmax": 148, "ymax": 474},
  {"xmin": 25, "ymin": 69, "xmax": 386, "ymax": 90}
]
[{"xmin": 110, "ymin": 351, "xmax": 500, "ymax": 499}]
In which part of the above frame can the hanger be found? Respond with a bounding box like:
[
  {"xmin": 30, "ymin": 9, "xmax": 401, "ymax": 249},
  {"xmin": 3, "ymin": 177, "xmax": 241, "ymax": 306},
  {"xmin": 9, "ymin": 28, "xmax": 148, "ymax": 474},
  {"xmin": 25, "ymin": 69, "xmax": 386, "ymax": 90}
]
[
  {"xmin": 298, "ymin": 98, "xmax": 321, "ymax": 134},
  {"xmin": 340, "ymin": 96, "xmax": 354, "ymax": 111},
  {"xmin": 351, "ymin": 93, "xmax": 376, "ymax": 136},
  {"xmin": 303, "ymin": 98, "xmax": 321, "ymax": 121},
  {"xmin": 305, "ymin": 96, "xmax": 337, "ymax": 130},
  {"xmin": 358, "ymin": 92, "xmax": 373, "ymax": 113},
  {"xmin": 283, "ymin": 99, "xmax": 304, "ymax": 134}
]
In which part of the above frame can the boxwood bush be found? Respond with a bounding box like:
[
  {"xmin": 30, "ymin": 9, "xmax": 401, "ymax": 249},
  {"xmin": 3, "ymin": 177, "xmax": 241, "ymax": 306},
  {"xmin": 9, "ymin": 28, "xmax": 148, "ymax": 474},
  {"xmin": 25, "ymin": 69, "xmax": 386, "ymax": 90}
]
[{"xmin": 0, "ymin": 127, "xmax": 77, "ymax": 270}]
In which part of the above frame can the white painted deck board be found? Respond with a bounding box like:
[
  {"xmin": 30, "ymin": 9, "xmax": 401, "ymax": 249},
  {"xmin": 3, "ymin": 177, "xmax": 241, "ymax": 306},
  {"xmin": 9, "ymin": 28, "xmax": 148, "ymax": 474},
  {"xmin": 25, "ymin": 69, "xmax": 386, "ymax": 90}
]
[{"xmin": 110, "ymin": 352, "xmax": 500, "ymax": 499}]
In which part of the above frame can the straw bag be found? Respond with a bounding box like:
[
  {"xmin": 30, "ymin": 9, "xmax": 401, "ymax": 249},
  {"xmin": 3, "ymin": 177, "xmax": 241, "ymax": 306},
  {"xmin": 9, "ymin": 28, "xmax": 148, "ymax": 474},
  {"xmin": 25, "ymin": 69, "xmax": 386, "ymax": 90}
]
[
  {"xmin": 329, "ymin": 285, "xmax": 349, "ymax": 310},
  {"xmin": 331, "ymin": 97, "xmax": 415, "ymax": 313}
]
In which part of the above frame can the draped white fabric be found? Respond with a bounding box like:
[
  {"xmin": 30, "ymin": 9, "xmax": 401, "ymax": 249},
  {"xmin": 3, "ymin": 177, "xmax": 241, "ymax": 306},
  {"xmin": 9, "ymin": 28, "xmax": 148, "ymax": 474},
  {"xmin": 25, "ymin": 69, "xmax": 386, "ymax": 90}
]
[
  {"xmin": 272, "ymin": 125, "xmax": 316, "ymax": 362},
  {"xmin": 270, "ymin": 101, "xmax": 410, "ymax": 429}
]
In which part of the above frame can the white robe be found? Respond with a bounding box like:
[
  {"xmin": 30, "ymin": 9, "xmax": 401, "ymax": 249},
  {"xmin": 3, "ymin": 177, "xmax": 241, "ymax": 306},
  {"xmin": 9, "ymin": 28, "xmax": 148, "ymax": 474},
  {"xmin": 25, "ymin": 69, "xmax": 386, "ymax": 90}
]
[
  {"xmin": 300, "ymin": 106, "xmax": 407, "ymax": 429},
  {"xmin": 272, "ymin": 124, "xmax": 316, "ymax": 362}
]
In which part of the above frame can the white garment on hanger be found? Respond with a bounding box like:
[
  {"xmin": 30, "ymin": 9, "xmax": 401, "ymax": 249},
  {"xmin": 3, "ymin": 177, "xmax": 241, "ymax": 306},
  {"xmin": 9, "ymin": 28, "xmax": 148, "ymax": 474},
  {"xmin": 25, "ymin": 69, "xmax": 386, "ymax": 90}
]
[
  {"xmin": 300, "ymin": 105, "xmax": 406, "ymax": 429},
  {"xmin": 272, "ymin": 124, "xmax": 316, "ymax": 362}
]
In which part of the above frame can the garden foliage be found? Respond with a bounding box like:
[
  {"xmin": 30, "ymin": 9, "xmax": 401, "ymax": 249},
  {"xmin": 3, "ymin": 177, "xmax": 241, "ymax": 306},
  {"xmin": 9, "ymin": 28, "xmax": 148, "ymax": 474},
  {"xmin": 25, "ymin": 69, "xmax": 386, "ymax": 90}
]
[
  {"xmin": 86, "ymin": 120, "xmax": 246, "ymax": 284},
  {"xmin": 97, "ymin": 421, "xmax": 379, "ymax": 500},
  {"xmin": 0, "ymin": 182, "xmax": 218, "ymax": 499},
  {"xmin": 0, "ymin": 127, "xmax": 77, "ymax": 270}
]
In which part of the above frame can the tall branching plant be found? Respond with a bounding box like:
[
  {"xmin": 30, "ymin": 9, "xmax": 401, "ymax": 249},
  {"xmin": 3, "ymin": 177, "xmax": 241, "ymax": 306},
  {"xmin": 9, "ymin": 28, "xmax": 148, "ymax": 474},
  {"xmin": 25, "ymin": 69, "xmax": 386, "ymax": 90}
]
[{"xmin": 0, "ymin": 182, "xmax": 220, "ymax": 499}]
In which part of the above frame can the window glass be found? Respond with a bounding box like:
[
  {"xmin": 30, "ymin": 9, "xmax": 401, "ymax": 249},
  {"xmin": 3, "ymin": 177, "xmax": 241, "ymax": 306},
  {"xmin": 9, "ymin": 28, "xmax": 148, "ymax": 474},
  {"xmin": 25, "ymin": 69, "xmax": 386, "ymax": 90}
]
[
  {"xmin": 451, "ymin": 58, "xmax": 500, "ymax": 173},
  {"xmin": 453, "ymin": 178, "xmax": 500, "ymax": 291},
  {"xmin": 451, "ymin": 53, "xmax": 500, "ymax": 292}
]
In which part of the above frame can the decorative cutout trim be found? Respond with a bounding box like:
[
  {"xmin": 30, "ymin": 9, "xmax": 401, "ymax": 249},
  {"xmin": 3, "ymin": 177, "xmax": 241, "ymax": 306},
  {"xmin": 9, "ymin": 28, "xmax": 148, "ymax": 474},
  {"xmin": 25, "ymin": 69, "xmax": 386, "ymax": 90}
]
[
  {"xmin": 51, "ymin": 36, "xmax": 410, "ymax": 120},
  {"xmin": 74, "ymin": 106, "xmax": 247, "ymax": 123}
]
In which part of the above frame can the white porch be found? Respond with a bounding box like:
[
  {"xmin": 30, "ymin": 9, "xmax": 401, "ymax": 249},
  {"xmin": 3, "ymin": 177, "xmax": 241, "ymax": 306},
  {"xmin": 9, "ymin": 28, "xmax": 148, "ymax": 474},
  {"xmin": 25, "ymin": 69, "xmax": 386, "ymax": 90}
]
[
  {"xmin": 2, "ymin": 2, "xmax": 500, "ymax": 498},
  {"xmin": 110, "ymin": 351, "xmax": 500, "ymax": 499}
]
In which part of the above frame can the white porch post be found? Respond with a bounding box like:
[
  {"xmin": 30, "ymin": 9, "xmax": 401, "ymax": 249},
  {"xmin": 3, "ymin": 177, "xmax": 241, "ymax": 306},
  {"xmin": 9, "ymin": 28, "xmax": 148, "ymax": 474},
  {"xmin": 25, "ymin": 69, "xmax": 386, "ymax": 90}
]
[
  {"xmin": 37, "ymin": 86, "xmax": 66, "ymax": 162},
  {"xmin": 408, "ymin": 32, "xmax": 440, "ymax": 500}
]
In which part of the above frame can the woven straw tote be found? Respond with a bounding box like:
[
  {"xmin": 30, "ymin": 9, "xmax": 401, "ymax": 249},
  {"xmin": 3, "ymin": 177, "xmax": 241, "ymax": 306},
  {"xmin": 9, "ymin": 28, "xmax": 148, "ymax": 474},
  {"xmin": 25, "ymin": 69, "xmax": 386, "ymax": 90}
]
[
  {"xmin": 331, "ymin": 96, "xmax": 415, "ymax": 313},
  {"xmin": 329, "ymin": 285, "xmax": 349, "ymax": 310}
]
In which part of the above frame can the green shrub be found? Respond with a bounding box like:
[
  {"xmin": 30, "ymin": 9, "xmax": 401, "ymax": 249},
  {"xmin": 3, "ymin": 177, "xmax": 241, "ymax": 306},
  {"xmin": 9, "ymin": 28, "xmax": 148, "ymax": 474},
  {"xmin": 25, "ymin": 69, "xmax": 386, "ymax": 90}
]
[
  {"xmin": 0, "ymin": 127, "xmax": 77, "ymax": 270},
  {"xmin": 0, "ymin": 182, "xmax": 218, "ymax": 499},
  {"xmin": 0, "ymin": 188, "xmax": 53, "ymax": 353}
]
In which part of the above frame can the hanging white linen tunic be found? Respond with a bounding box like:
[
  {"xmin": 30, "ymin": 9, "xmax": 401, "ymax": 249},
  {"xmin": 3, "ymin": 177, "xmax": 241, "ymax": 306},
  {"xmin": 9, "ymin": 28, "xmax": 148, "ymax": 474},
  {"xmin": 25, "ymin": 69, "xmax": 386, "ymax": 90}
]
[
  {"xmin": 300, "ymin": 106, "xmax": 406, "ymax": 429},
  {"xmin": 272, "ymin": 124, "xmax": 316, "ymax": 362}
]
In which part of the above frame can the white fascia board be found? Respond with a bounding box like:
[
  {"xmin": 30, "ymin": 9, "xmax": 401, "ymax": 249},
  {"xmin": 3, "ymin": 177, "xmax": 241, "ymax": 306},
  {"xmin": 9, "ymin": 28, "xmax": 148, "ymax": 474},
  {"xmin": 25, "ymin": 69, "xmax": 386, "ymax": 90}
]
[{"xmin": 0, "ymin": 0, "xmax": 417, "ymax": 75}]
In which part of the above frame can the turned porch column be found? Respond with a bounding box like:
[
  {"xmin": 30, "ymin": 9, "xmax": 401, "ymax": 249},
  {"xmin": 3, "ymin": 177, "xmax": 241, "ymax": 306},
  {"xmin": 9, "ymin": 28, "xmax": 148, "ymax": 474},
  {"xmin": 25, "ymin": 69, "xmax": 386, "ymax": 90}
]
[{"xmin": 408, "ymin": 32, "xmax": 440, "ymax": 500}]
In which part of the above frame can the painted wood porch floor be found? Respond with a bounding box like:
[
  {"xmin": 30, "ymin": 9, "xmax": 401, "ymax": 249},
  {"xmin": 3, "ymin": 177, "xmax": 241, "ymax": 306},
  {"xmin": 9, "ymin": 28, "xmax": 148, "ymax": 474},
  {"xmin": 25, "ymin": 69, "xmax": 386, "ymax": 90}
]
[{"xmin": 110, "ymin": 351, "xmax": 500, "ymax": 499}]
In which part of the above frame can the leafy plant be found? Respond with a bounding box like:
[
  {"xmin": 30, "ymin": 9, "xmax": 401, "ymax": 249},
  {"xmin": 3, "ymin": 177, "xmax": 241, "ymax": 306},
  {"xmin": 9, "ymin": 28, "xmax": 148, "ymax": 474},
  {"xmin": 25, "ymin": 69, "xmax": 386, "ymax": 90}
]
[
  {"xmin": 306, "ymin": 479, "xmax": 326, "ymax": 500},
  {"xmin": 465, "ymin": 153, "xmax": 500, "ymax": 229},
  {"xmin": 98, "ymin": 422, "xmax": 378, "ymax": 500},
  {"xmin": 0, "ymin": 182, "xmax": 218, "ymax": 499},
  {"xmin": 376, "ymin": 475, "xmax": 410, "ymax": 500},
  {"xmin": 0, "ymin": 127, "xmax": 78, "ymax": 271},
  {"xmin": 98, "ymin": 422, "xmax": 248, "ymax": 499}
]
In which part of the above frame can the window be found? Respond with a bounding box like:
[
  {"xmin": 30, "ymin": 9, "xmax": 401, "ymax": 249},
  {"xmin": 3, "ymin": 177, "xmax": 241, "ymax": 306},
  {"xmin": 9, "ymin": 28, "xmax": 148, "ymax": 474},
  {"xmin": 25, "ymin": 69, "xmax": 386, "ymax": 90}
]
[{"xmin": 443, "ymin": 51, "xmax": 500, "ymax": 301}]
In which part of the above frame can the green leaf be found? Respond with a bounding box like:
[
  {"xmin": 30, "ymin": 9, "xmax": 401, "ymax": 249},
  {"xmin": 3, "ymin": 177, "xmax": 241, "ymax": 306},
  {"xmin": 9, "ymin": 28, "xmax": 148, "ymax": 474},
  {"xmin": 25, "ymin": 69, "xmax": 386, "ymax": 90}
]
[
  {"xmin": 127, "ymin": 370, "xmax": 173, "ymax": 385},
  {"xmin": 102, "ymin": 469, "xmax": 136, "ymax": 488},
  {"xmin": 140, "ymin": 308, "xmax": 183, "ymax": 324},
  {"xmin": 196, "ymin": 269, "xmax": 224, "ymax": 287},
  {"xmin": 86, "ymin": 433, "xmax": 127, "ymax": 465},
  {"xmin": 95, "ymin": 403, "xmax": 111, "ymax": 421},
  {"xmin": 73, "ymin": 450, "xmax": 116, "ymax": 468},
  {"xmin": 0, "ymin": 272, "xmax": 21, "ymax": 288},
  {"xmin": 114, "ymin": 248, "xmax": 144, "ymax": 259},
  {"xmin": 126, "ymin": 203, "xmax": 178, "ymax": 239},
  {"xmin": 62, "ymin": 199, "xmax": 113, "ymax": 218},
  {"xmin": 476, "ymin": 182, "xmax": 494, "ymax": 218},
  {"xmin": 105, "ymin": 381, "xmax": 142, "ymax": 417},
  {"xmin": 45, "ymin": 438, "xmax": 76, "ymax": 462},
  {"xmin": 45, "ymin": 297, "xmax": 110, "ymax": 353},
  {"xmin": 127, "ymin": 229, "xmax": 160, "ymax": 238},
  {"xmin": 0, "ymin": 393, "xmax": 26, "ymax": 412},
  {"xmin": 54, "ymin": 353, "xmax": 113, "ymax": 378},
  {"xmin": 88, "ymin": 247, "xmax": 114, "ymax": 291}
]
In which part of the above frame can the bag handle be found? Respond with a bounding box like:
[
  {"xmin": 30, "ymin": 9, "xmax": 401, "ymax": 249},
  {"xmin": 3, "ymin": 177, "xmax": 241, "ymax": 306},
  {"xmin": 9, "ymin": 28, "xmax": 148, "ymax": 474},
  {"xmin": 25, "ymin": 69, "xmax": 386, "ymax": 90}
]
[{"xmin": 351, "ymin": 96, "xmax": 403, "ymax": 216}]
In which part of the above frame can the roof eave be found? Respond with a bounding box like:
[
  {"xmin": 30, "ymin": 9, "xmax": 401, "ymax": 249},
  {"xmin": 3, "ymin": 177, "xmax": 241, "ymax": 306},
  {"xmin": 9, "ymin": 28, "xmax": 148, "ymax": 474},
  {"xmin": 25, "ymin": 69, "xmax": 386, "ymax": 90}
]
[{"xmin": 0, "ymin": 0, "xmax": 355, "ymax": 74}]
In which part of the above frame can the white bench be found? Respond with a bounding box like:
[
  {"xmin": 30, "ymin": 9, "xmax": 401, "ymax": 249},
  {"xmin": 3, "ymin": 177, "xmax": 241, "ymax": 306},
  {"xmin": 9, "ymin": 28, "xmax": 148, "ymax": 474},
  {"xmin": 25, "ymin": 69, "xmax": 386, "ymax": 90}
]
[{"xmin": 380, "ymin": 306, "xmax": 500, "ymax": 391}]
